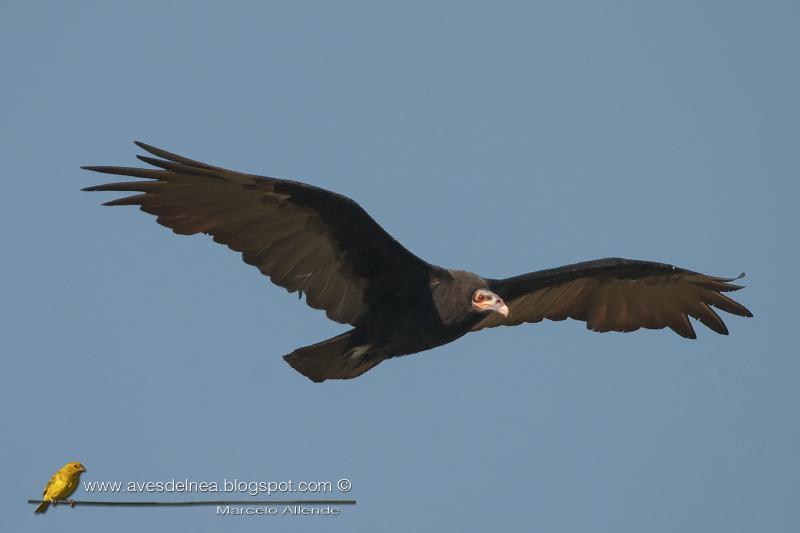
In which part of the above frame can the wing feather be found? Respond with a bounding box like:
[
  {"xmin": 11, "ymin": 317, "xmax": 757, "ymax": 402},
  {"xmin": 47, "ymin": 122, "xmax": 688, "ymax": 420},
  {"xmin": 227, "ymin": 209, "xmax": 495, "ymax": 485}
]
[
  {"xmin": 84, "ymin": 142, "xmax": 439, "ymax": 325},
  {"xmin": 474, "ymin": 258, "xmax": 751, "ymax": 337}
]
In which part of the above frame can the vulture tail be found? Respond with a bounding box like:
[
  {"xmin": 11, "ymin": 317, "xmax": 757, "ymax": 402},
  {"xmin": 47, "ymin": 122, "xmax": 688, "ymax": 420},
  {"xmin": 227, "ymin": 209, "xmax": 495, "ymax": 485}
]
[{"xmin": 283, "ymin": 330, "xmax": 384, "ymax": 382}]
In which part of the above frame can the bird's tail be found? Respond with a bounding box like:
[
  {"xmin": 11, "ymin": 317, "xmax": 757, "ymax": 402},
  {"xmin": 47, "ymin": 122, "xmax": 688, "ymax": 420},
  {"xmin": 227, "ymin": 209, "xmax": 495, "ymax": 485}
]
[
  {"xmin": 283, "ymin": 330, "xmax": 384, "ymax": 382},
  {"xmin": 34, "ymin": 501, "xmax": 49, "ymax": 514}
]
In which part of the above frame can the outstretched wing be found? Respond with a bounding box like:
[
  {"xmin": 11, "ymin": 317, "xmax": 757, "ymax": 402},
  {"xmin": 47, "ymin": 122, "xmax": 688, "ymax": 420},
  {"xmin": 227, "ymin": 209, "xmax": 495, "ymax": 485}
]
[
  {"xmin": 83, "ymin": 142, "xmax": 438, "ymax": 325},
  {"xmin": 473, "ymin": 258, "xmax": 752, "ymax": 338}
]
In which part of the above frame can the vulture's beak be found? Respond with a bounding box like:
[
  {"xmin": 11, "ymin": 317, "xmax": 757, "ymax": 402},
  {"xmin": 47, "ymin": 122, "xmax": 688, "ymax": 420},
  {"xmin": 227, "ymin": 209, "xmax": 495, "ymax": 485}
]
[{"xmin": 492, "ymin": 301, "xmax": 509, "ymax": 318}]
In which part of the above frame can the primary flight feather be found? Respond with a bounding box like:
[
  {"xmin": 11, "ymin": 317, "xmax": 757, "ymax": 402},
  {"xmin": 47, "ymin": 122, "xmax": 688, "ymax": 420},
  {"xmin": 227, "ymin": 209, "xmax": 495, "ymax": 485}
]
[{"xmin": 83, "ymin": 142, "xmax": 752, "ymax": 382}]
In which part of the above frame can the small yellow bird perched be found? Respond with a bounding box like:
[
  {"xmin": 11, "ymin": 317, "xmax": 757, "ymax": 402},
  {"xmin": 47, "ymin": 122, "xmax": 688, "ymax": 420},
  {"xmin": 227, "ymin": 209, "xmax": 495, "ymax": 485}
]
[{"xmin": 34, "ymin": 462, "xmax": 86, "ymax": 514}]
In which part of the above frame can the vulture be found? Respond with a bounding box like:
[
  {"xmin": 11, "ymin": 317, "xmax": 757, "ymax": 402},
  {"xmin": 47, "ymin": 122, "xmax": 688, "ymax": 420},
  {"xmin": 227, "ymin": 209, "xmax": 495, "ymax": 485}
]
[{"xmin": 83, "ymin": 142, "xmax": 752, "ymax": 382}]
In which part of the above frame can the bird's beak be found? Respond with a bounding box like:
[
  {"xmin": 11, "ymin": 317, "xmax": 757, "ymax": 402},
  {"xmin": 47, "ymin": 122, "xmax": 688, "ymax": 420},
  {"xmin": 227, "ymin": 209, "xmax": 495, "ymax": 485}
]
[{"xmin": 491, "ymin": 301, "xmax": 509, "ymax": 318}]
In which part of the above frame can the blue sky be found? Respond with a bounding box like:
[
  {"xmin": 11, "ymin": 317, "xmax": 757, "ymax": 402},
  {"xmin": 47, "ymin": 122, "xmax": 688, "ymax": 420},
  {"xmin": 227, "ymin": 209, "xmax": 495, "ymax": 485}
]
[{"xmin": 2, "ymin": 1, "xmax": 797, "ymax": 532}]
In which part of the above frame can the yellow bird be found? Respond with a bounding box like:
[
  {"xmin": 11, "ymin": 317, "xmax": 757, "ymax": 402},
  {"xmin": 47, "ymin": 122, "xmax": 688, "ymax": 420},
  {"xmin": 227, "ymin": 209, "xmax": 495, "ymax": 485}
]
[{"xmin": 34, "ymin": 462, "xmax": 86, "ymax": 514}]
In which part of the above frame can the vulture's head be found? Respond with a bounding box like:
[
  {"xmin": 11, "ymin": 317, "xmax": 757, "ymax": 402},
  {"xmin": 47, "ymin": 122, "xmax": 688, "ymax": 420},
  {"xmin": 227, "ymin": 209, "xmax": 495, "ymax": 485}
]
[
  {"xmin": 431, "ymin": 271, "xmax": 509, "ymax": 327},
  {"xmin": 471, "ymin": 288, "xmax": 509, "ymax": 318}
]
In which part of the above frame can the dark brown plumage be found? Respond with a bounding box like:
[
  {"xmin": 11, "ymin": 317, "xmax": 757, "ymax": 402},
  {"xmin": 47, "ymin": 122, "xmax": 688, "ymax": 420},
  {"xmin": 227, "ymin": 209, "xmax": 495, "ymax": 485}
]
[{"xmin": 83, "ymin": 143, "xmax": 752, "ymax": 382}]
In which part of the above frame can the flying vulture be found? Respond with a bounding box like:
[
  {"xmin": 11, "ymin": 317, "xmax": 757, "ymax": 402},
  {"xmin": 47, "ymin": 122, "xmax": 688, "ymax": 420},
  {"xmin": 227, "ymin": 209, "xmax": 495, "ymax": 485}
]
[{"xmin": 83, "ymin": 143, "xmax": 752, "ymax": 382}]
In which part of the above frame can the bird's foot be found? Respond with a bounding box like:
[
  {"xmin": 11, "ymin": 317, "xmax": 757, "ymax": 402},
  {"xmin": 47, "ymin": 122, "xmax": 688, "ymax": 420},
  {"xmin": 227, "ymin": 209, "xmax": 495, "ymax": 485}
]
[{"xmin": 68, "ymin": 499, "xmax": 76, "ymax": 507}]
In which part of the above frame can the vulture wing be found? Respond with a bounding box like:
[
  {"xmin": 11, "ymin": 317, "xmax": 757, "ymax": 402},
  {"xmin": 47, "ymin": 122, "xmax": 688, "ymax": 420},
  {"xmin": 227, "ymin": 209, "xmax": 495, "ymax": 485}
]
[
  {"xmin": 473, "ymin": 258, "xmax": 752, "ymax": 338},
  {"xmin": 83, "ymin": 142, "xmax": 436, "ymax": 326}
]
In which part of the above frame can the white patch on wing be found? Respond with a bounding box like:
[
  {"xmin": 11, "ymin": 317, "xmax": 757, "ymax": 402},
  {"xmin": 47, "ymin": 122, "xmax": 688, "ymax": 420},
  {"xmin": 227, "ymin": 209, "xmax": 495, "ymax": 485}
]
[{"xmin": 346, "ymin": 345, "xmax": 372, "ymax": 360}]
